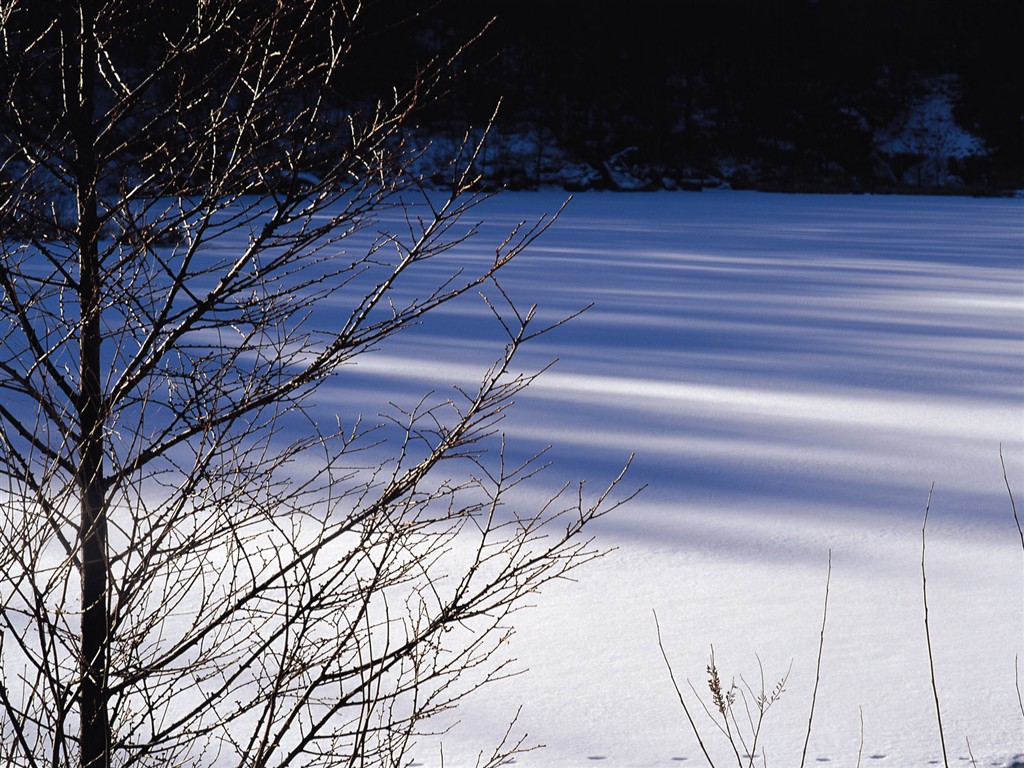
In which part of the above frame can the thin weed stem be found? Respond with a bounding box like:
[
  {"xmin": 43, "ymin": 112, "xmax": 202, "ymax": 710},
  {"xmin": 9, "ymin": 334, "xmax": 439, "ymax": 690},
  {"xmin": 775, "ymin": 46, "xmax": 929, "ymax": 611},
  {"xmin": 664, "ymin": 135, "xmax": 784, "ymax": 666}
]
[
  {"xmin": 1016, "ymin": 655, "xmax": 1024, "ymax": 721},
  {"xmin": 799, "ymin": 550, "xmax": 831, "ymax": 768},
  {"xmin": 999, "ymin": 444, "xmax": 1023, "ymax": 551},
  {"xmin": 654, "ymin": 611, "xmax": 718, "ymax": 768},
  {"xmin": 921, "ymin": 484, "xmax": 949, "ymax": 768},
  {"xmin": 856, "ymin": 706, "xmax": 864, "ymax": 768}
]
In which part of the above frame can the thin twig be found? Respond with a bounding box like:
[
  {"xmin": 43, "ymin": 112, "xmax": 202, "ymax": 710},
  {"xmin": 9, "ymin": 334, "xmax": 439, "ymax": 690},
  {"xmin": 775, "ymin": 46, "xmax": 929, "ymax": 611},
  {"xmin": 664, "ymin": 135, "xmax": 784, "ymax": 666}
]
[
  {"xmin": 965, "ymin": 736, "xmax": 977, "ymax": 768},
  {"xmin": 799, "ymin": 550, "xmax": 831, "ymax": 768},
  {"xmin": 999, "ymin": 444, "xmax": 1023, "ymax": 551},
  {"xmin": 921, "ymin": 484, "xmax": 949, "ymax": 768},
  {"xmin": 1016, "ymin": 655, "xmax": 1024, "ymax": 721},
  {"xmin": 654, "ymin": 611, "xmax": 718, "ymax": 768},
  {"xmin": 856, "ymin": 706, "xmax": 864, "ymax": 768}
]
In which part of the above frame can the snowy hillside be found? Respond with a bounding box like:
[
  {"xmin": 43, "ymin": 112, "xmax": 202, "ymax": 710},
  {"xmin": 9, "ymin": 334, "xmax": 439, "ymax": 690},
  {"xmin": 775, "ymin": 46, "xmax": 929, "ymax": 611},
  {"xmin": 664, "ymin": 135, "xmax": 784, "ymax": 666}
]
[{"xmin": 408, "ymin": 79, "xmax": 997, "ymax": 194}]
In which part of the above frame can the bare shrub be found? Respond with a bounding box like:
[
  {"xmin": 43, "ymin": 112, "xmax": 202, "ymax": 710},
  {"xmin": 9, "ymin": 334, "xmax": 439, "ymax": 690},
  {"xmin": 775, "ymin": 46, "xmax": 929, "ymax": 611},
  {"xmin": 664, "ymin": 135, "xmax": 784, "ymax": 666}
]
[{"xmin": 0, "ymin": 2, "xmax": 631, "ymax": 766}]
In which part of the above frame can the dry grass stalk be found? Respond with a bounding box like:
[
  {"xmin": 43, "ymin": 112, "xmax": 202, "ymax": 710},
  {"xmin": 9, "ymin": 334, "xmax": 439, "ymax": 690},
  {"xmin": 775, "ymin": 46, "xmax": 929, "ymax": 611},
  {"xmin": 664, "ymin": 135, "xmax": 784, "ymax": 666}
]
[
  {"xmin": 921, "ymin": 484, "xmax": 950, "ymax": 768},
  {"xmin": 999, "ymin": 445, "xmax": 1023, "ymax": 551},
  {"xmin": 965, "ymin": 736, "xmax": 978, "ymax": 768},
  {"xmin": 656, "ymin": 551, "xmax": 840, "ymax": 768},
  {"xmin": 1017, "ymin": 656, "xmax": 1024, "ymax": 721},
  {"xmin": 655, "ymin": 611, "xmax": 719, "ymax": 768},
  {"xmin": 856, "ymin": 706, "xmax": 865, "ymax": 768},
  {"xmin": 657, "ymin": 638, "xmax": 790, "ymax": 768},
  {"xmin": 799, "ymin": 549, "xmax": 831, "ymax": 768}
]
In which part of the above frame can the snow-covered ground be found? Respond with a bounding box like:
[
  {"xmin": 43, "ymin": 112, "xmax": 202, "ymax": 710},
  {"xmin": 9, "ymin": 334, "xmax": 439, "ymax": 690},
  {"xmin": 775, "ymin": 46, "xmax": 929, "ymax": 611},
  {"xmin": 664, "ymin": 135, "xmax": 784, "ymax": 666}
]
[{"xmin": 336, "ymin": 191, "xmax": 1023, "ymax": 768}]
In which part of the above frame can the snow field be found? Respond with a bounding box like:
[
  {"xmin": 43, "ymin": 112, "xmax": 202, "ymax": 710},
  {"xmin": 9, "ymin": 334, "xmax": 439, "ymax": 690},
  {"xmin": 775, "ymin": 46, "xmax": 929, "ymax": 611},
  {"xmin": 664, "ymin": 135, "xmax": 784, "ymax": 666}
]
[{"xmin": 332, "ymin": 191, "xmax": 1022, "ymax": 767}]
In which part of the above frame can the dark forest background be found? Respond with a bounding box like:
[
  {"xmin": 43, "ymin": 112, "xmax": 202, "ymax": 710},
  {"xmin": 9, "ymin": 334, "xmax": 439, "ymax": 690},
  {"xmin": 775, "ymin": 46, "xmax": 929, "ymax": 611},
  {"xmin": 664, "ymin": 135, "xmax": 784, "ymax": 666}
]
[
  {"xmin": 364, "ymin": 0, "xmax": 1024, "ymax": 194},
  {"xmin": 2, "ymin": 0, "xmax": 1021, "ymax": 196}
]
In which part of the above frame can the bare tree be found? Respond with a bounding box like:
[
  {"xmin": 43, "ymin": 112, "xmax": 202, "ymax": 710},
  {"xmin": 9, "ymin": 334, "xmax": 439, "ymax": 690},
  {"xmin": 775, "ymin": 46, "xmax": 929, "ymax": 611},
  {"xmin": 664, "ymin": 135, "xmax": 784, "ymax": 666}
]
[{"xmin": 0, "ymin": 2, "xmax": 630, "ymax": 766}]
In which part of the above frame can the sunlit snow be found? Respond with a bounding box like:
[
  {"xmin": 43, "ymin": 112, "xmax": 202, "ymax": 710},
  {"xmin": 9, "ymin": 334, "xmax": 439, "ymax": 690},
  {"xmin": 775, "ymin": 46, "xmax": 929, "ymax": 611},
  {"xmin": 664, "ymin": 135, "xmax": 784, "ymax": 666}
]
[{"xmin": 333, "ymin": 191, "xmax": 1022, "ymax": 768}]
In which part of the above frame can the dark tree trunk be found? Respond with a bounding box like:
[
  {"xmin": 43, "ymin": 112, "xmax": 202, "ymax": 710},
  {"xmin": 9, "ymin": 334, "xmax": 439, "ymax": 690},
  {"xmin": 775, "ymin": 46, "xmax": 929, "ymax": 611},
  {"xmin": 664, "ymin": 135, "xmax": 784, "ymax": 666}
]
[{"xmin": 64, "ymin": 1, "xmax": 110, "ymax": 766}]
